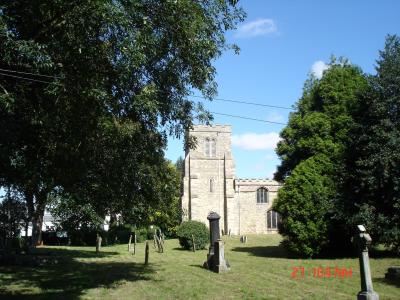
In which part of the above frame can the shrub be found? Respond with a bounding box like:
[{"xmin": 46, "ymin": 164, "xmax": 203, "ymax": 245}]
[
  {"xmin": 67, "ymin": 228, "xmax": 107, "ymax": 246},
  {"xmin": 177, "ymin": 220, "xmax": 209, "ymax": 250},
  {"xmin": 273, "ymin": 155, "xmax": 335, "ymax": 257},
  {"xmin": 108, "ymin": 224, "xmax": 135, "ymax": 244},
  {"xmin": 134, "ymin": 228, "xmax": 148, "ymax": 243}
]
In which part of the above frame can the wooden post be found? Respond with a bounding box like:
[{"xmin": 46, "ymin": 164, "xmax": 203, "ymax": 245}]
[
  {"xmin": 128, "ymin": 234, "xmax": 132, "ymax": 252},
  {"xmin": 145, "ymin": 241, "xmax": 149, "ymax": 265},
  {"xmin": 192, "ymin": 234, "xmax": 196, "ymax": 252}
]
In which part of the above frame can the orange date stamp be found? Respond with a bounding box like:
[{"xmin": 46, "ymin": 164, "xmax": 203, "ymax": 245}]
[{"xmin": 291, "ymin": 266, "xmax": 352, "ymax": 279}]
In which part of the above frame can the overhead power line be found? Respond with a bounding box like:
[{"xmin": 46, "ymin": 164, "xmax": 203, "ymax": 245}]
[
  {"xmin": 190, "ymin": 95, "xmax": 293, "ymax": 110},
  {"xmin": 0, "ymin": 67, "xmax": 61, "ymax": 79},
  {"xmin": 0, "ymin": 72, "xmax": 53, "ymax": 84},
  {"xmin": 211, "ymin": 111, "xmax": 286, "ymax": 125}
]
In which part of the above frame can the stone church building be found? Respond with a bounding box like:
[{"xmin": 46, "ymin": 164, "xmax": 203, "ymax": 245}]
[{"xmin": 181, "ymin": 125, "xmax": 282, "ymax": 235}]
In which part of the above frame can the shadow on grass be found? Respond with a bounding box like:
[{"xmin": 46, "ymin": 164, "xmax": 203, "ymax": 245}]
[
  {"xmin": 31, "ymin": 247, "xmax": 120, "ymax": 258},
  {"xmin": 375, "ymin": 277, "xmax": 400, "ymax": 288},
  {"xmin": 0, "ymin": 247, "xmax": 155, "ymax": 299},
  {"xmin": 231, "ymin": 244, "xmax": 291, "ymax": 259}
]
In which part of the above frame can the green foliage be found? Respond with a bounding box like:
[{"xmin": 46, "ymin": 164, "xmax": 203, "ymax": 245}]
[
  {"xmin": 274, "ymin": 58, "xmax": 368, "ymax": 257},
  {"xmin": 49, "ymin": 195, "xmax": 104, "ymax": 234},
  {"xmin": 135, "ymin": 228, "xmax": 149, "ymax": 243},
  {"xmin": 67, "ymin": 229, "xmax": 108, "ymax": 247},
  {"xmin": 177, "ymin": 220, "xmax": 209, "ymax": 250},
  {"xmin": 342, "ymin": 35, "xmax": 400, "ymax": 253},
  {"xmin": 0, "ymin": 1, "xmax": 244, "ymax": 247},
  {"xmin": 119, "ymin": 161, "xmax": 182, "ymax": 237},
  {"xmin": 274, "ymin": 155, "xmax": 335, "ymax": 257},
  {"xmin": 107, "ymin": 224, "xmax": 135, "ymax": 245},
  {"xmin": 0, "ymin": 189, "xmax": 28, "ymax": 245}
]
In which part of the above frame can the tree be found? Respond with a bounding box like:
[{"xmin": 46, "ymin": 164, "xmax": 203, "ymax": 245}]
[
  {"xmin": 0, "ymin": 1, "xmax": 245, "ymax": 246},
  {"xmin": 274, "ymin": 58, "xmax": 367, "ymax": 256},
  {"xmin": 0, "ymin": 187, "xmax": 29, "ymax": 249},
  {"xmin": 342, "ymin": 35, "xmax": 400, "ymax": 252},
  {"xmin": 274, "ymin": 154, "xmax": 335, "ymax": 257}
]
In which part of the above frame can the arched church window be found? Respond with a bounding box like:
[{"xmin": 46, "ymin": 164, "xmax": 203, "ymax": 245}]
[
  {"xmin": 256, "ymin": 187, "xmax": 268, "ymax": 204},
  {"xmin": 204, "ymin": 138, "xmax": 216, "ymax": 158},
  {"xmin": 209, "ymin": 178, "xmax": 215, "ymax": 193},
  {"xmin": 267, "ymin": 210, "xmax": 280, "ymax": 229}
]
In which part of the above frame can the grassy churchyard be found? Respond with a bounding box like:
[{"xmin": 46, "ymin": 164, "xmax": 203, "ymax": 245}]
[{"xmin": 0, "ymin": 235, "xmax": 399, "ymax": 299}]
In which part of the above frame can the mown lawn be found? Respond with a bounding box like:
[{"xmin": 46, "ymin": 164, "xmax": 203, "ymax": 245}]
[{"xmin": 0, "ymin": 235, "xmax": 399, "ymax": 299}]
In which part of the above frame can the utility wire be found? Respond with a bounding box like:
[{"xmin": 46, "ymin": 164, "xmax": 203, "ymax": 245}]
[
  {"xmin": 0, "ymin": 72, "xmax": 54, "ymax": 84},
  {"xmin": 0, "ymin": 70, "xmax": 288, "ymax": 126},
  {"xmin": 211, "ymin": 111, "xmax": 286, "ymax": 125},
  {"xmin": 0, "ymin": 67, "xmax": 61, "ymax": 79},
  {"xmin": 190, "ymin": 95, "xmax": 293, "ymax": 110}
]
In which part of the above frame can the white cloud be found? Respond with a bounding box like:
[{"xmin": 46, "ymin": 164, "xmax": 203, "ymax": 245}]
[
  {"xmin": 235, "ymin": 19, "xmax": 277, "ymax": 38},
  {"xmin": 232, "ymin": 132, "xmax": 281, "ymax": 150},
  {"xmin": 311, "ymin": 60, "xmax": 329, "ymax": 79}
]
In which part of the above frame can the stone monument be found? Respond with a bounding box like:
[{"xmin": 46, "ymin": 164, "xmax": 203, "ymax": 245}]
[
  {"xmin": 354, "ymin": 225, "xmax": 379, "ymax": 300},
  {"xmin": 204, "ymin": 212, "xmax": 230, "ymax": 273}
]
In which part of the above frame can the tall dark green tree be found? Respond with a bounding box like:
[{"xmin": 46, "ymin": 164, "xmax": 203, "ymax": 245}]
[
  {"xmin": 274, "ymin": 59, "xmax": 367, "ymax": 257},
  {"xmin": 0, "ymin": 1, "xmax": 245, "ymax": 246},
  {"xmin": 343, "ymin": 35, "xmax": 400, "ymax": 252}
]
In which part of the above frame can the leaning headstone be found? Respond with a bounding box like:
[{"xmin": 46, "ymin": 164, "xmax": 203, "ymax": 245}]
[
  {"xmin": 354, "ymin": 225, "xmax": 379, "ymax": 300},
  {"xmin": 203, "ymin": 212, "xmax": 230, "ymax": 273},
  {"xmin": 128, "ymin": 234, "xmax": 132, "ymax": 252}
]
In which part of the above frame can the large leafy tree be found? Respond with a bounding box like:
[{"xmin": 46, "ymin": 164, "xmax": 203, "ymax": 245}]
[
  {"xmin": 343, "ymin": 35, "xmax": 400, "ymax": 252},
  {"xmin": 274, "ymin": 59, "xmax": 367, "ymax": 257},
  {"xmin": 0, "ymin": 0, "xmax": 245, "ymax": 246}
]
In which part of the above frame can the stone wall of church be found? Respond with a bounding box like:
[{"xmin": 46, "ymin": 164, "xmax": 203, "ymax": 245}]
[{"xmin": 234, "ymin": 179, "xmax": 281, "ymax": 234}]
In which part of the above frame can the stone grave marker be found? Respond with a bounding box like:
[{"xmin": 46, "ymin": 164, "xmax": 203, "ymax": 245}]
[
  {"xmin": 203, "ymin": 211, "xmax": 230, "ymax": 273},
  {"xmin": 354, "ymin": 225, "xmax": 379, "ymax": 300}
]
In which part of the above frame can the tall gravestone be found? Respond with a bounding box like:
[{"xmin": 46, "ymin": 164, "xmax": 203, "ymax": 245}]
[
  {"xmin": 354, "ymin": 225, "xmax": 379, "ymax": 300},
  {"xmin": 204, "ymin": 212, "xmax": 230, "ymax": 273}
]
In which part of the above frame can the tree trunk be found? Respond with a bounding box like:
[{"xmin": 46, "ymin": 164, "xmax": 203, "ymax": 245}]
[
  {"xmin": 26, "ymin": 190, "xmax": 46, "ymax": 248},
  {"xmin": 31, "ymin": 209, "xmax": 44, "ymax": 247}
]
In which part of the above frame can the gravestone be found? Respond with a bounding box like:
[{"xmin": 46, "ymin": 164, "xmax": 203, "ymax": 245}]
[
  {"xmin": 95, "ymin": 234, "xmax": 102, "ymax": 254},
  {"xmin": 354, "ymin": 225, "xmax": 379, "ymax": 300},
  {"xmin": 204, "ymin": 212, "xmax": 230, "ymax": 273}
]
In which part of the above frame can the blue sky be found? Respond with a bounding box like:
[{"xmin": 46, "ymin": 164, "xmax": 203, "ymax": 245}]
[{"xmin": 165, "ymin": 0, "xmax": 400, "ymax": 179}]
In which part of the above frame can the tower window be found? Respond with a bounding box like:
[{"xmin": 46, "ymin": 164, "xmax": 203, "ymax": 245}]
[
  {"xmin": 204, "ymin": 138, "xmax": 216, "ymax": 158},
  {"xmin": 267, "ymin": 210, "xmax": 280, "ymax": 229},
  {"xmin": 256, "ymin": 188, "xmax": 268, "ymax": 204}
]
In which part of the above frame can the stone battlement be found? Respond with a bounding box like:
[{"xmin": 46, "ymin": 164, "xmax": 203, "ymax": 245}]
[
  {"xmin": 189, "ymin": 124, "xmax": 232, "ymax": 133},
  {"xmin": 236, "ymin": 178, "xmax": 281, "ymax": 186}
]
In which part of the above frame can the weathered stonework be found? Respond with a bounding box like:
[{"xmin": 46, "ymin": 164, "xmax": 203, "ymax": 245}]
[{"xmin": 181, "ymin": 125, "xmax": 282, "ymax": 235}]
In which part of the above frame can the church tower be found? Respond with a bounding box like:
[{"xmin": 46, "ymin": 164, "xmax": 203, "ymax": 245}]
[{"xmin": 181, "ymin": 125, "xmax": 236, "ymax": 233}]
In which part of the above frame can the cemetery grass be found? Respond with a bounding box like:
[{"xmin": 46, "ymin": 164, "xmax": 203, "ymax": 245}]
[{"xmin": 0, "ymin": 235, "xmax": 400, "ymax": 299}]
